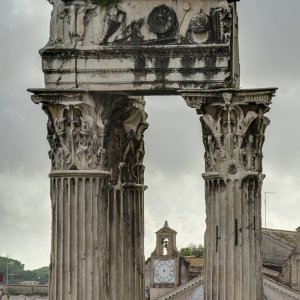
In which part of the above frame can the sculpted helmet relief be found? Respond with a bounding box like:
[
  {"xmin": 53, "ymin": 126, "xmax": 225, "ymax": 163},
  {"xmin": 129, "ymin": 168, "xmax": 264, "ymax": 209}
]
[{"xmin": 47, "ymin": 1, "xmax": 232, "ymax": 46}]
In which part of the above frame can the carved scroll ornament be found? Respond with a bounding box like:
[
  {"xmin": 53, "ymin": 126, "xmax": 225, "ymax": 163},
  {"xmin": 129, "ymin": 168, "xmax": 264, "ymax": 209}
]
[
  {"xmin": 101, "ymin": 97, "xmax": 148, "ymax": 186},
  {"xmin": 118, "ymin": 106, "xmax": 149, "ymax": 185}
]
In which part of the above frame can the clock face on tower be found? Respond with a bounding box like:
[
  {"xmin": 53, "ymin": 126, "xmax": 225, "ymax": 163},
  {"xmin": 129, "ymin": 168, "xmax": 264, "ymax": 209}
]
[{"xmin": 153, "ymin": 259, "xmax": 175, "ymax": 284}]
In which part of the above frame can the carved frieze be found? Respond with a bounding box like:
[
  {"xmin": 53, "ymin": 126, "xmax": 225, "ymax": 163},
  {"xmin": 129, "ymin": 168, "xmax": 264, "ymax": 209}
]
[
  {"xmin": 42, "ymin": 0, "xmax": 238, "ymax": 92},
  {"xmin": 46, "ymin": 0, "xmax": 233, "ymax": 47}
]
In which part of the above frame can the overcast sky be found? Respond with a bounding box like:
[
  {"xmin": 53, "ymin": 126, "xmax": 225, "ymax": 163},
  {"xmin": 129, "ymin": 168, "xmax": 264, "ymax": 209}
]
[{"xmin": 0, "ymin": 0, "xmax": 299, "ymax": 270}]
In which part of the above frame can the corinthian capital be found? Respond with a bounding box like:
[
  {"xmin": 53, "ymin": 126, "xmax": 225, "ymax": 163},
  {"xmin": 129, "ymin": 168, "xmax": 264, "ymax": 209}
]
[
  {"xmin": 32, "ymin": 91, "xmax": 106, "ymax": 171},
  {"xmin": 30, "ymin": 90, "xmax": 148, "ymax": 185},
  {"xmin": 181, "ymin": 88, "xmax": 277, "ymax": 175}
]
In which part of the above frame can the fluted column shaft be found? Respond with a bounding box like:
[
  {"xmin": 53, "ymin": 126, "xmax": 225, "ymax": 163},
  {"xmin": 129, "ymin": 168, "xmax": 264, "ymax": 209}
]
[
  {"xmin": 182, "ymin": 88, "xmax": 277, "ymax": 300},
  {"xmin": 203, "ymin": 175, "xmax": 263, "ymax": 300},
  {"xmin": 31, "ymin": 91, "xmax": 148, "ymax": 300},
  {"xmin": 49, "ymin": 172, "xmax": 110, "ymax": 300},
  {"xmin": 107, "ymin": 185, "xmax": 145, "ymax": 299}
]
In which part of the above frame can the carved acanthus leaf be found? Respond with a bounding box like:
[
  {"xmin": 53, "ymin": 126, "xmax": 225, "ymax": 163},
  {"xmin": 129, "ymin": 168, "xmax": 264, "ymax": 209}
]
[
  {"xmin": 45, "ymin": 103, "xmax": 106, "ymax": 171},
  {"xmin": 201, "ymin": 104, "xmax": 269, "ymax": 173},
  {"xmin": 238, "ymin": 111, "xmax": 258, "ymax": 134}
]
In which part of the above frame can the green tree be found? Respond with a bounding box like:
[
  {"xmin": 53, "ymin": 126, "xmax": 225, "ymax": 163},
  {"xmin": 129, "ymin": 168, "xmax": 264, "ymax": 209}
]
[
  {"xmin": 0, "ymin": 256, "xmax": 49, "ymax": 284},
  {"xmin": 180, "ymin": 243, "xmax": 204, "ymax": 257}
]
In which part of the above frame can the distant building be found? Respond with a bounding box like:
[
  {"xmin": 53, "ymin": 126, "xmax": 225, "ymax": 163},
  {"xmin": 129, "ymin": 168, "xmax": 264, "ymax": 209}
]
[
  {"xmin": 1, "ymin": 224, "xmax": 300, "ymax": 299},
  {"xmin": 262, "ymin": 227, "xmax": 300, "ymax": 294},
  {"xmin": 0, "ymin": 284, "xmax": 48, "ymax": 300},
  {"xmin": 18, "ymin": 281, "xmax": 40, "ymax": 286},
  {"xmin": 146, "ymin": 222, "xmax": 300, "ymax": 300}
]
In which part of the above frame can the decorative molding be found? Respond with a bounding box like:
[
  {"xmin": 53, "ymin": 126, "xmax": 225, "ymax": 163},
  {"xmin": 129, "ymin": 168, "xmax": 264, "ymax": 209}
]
[
  {"xmin": 30, "ymin": 90, "xmax": 86, "ymax": 104},
  {"xmin": 182, "ymin": 89, "xmax": 277, "ymax": 174},
  {"xmin": 262, "ymin": 232, "xmax": 295, "ymax": 252},
  {"xmin": 40, "ymin": 45, "xmax": 231, "ymax": 59},
  {"xmin": 44, "ymin": 102, "xmax": 106, "ymax": 171},
  {"xmin": 49, "ymin": 170, "xmax": 111, "ymax": 178},
  {"xmin": 46, "ymin": 79, "xmax": 226, "ymax": 91},
  {"xmin": 181, "ymin": 89, "xmax": 277, "ymax": 110},
  {"xmin": 45, "ymin": 2, "xmax": 233, "ymax": 47},
  {"xmin": 43, "ymin": 67, "xmax": 229, "ymax": 75},
  {"xmin": 157, "ymin": 276, "xmax": 203, "ymax": 300},
  {"xmin": 263, "ymin": 276, "xmax": 300, "ymax": 299}
]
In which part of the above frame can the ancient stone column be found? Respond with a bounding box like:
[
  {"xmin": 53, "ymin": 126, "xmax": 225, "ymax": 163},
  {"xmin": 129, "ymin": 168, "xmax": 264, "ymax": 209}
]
[
  {"xmin": 30, "ymin": 90, "xmax": 148, "ymax": 300},
  {"xmin": 182, "ymin": 88, "xmax": 276, "ymax": 300},
  {"xmin": 290, "ymin": 227, "xmax": 300, "ymax": 291}
]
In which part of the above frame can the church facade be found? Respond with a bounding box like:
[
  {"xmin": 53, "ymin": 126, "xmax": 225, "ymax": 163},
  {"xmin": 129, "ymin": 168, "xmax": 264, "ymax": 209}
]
[{"xmin": 145, "ymin": 223, "xmax": 300, "ymax": 300}]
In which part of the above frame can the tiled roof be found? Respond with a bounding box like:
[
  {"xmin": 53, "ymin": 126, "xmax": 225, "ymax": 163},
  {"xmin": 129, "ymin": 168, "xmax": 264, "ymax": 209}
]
[
  {"xmin": 262, "ymin": 267, "xmax": 281, "ymax": 281},
  {"xmin": 262, "ymin": 228, "xmax": 297, "ymax": 248},
  {"xmin": 185, "ymin": 257, "xmax": 205, "ymax": 267}
]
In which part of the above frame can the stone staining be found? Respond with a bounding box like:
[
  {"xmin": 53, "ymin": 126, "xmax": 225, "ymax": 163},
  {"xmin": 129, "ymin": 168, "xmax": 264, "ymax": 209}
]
[
  {"xmin": 31, "ymin": 1, "xmax": 239, "ymax": 300},
  {"xmin": 182, "ymin": 88, "xmax": 277, "ymax": 300},
  {"xmin": 42, "ymin": 0, "xmax": 237, "ymax": 92},
  {"xmin": 46, "ymin": 1, "xmax": 233, "ymax": 47}
]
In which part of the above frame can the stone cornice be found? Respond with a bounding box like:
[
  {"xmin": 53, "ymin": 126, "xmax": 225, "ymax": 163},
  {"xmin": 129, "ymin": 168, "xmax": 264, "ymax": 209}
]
[
  {"xmin": 157, "ymin": 276, "xmax": 204, "ymax": 300},
  {"xmin": 263, "ymin": 276, "xmax": 300, "ymax": 299},
  {"xmin": 181, "ymin": 88, "xmax": 277, "ymax": 110},
  {"xmin": 28, "ymin": 89, "xmax": 132, "ymax": 104},
  {"xmin": 49, "ymin": 170, "xmax": 111, "ymax": 178},
  {"xmin": 40, "ymin": 44, "xmax": 230, "ymax": 59},
  {"xmin": 202, "ymin": 171, "xmax": 264, "ymax": 182},
  {"xmin": 262, "ymin": 232, "xmax": 295, "ymax": 251},
  {"xmin": 29, "ymin": 89, "xmax": 87, "ymax": 104}
]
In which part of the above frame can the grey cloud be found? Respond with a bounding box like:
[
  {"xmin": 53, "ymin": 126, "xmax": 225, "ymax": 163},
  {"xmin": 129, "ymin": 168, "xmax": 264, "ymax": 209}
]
[{"xmin": 1, "ymin": 0, "xmax": 300, "ymax": 269}]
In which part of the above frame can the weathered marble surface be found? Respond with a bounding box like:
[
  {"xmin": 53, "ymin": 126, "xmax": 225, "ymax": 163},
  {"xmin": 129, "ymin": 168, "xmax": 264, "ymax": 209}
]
[
  {"xmin": 46, "ymin": 0, "xmax": 232, "ymax": 47},
  {"xmin": 28, "ymin": 1, "xmax": 277, "ymax": 300},
  {"xmin": 182, "ymin": 88, "xmax": 277, "ymax": 300},
  {"xmin": 30, "ymin": 90, "xmax": 148, "ymax": 300},
  {"xmin": 41, "ymin": 0, "xmax": 239, "ymax": 92}
]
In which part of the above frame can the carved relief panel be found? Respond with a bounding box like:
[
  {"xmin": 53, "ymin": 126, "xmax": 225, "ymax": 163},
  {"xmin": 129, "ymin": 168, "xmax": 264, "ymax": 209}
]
[
  {"xmin": 47, "ymin": 0, "xmax": 233, "ymax": 47},
  {"xmin": 42, "ymin": 0, "xmax": 238, "ymax": 93}
]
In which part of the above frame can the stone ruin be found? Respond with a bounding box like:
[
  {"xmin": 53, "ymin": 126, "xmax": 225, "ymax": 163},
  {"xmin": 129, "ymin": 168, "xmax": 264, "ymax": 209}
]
[{"xmin": 29, "ymin": 1, "xmax": 276, "ymax": 299}]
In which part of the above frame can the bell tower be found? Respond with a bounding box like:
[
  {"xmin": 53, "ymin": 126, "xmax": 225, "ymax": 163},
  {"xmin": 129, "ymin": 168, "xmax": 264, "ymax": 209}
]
[
  {"xmin": 148, "ymin": 221, "xmax": 181, "ymax": 299},
  {"xmin": 153, "ymin": 221, "xmax": 179, "ymax": 257}
]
